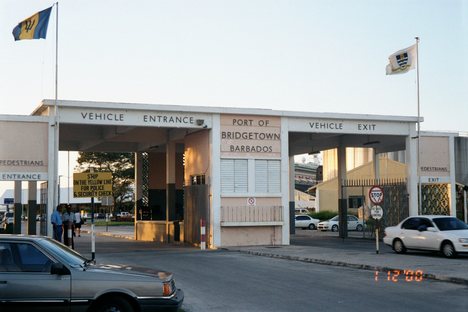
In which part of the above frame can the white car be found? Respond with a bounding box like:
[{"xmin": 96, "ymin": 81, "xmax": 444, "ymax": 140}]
[
  {"xmin": 317, "ymin": 215, "xmax": 364, "ymax": 232},
  {"xmin": 295, "ymin": 215, "xmax": 319, "ymax": 230},
  {"xmin": 383, "ymin": 215, "xmax": 468, "ymax": 258}
]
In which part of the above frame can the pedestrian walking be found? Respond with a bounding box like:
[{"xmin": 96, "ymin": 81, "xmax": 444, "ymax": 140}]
[
  {"xmin": 62, "ymin": 204, "xmax": 76, "ymax": 249},
  {"xmin": 51, "ymin": 205, "xmax": 63, "ymax": 242},
  {"xmin": 74, "ymin": 209, "xmax": 82, "ymax": 237}
]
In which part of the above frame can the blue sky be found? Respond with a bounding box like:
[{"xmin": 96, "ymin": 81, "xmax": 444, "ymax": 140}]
[
  {"xmin": 1, "ymin": 0, "xmax": 466, "ymax": 132},
  {"xmin": 0, "ymin": 0, "xmax": 466, "ymax": 199}
]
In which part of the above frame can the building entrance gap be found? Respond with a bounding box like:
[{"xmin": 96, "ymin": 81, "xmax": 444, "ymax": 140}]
[
  {"xmin": 288, "ymin": 130, "xmax": 411, "ymax": 239},
  {"xmin": 57, "ymin": 122, "xmax": 211, "ymax": 247}
]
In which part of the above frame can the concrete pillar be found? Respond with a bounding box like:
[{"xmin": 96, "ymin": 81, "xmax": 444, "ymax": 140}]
[
  {"xmin": 281, "ymin": 117, "xmax": 290, "ymax": 244},
  {"xmin": 398, "ymin": 150, "xmax": 406, "ymax": 163},
  {"xmin": 134, "ymin": 152, "xmax": 143, "ymax": 210},
  {"xmin": 464, "ymin": 188, "xmax": 468, "ymax": 224},
  {"xmin": 134, "ymin": 152, "xmax": 142, "ymax": 240},
  {"xmin": 337, "ymin": 145, "xmax": 347, "ymax": 238},
  {"xmin": 14, "ymin": 181, "xmax": 22, "ymax": 234},
  {"xmin": 448, "ymin": 136, "xmax": 457, "ymax": 217},
  {"xmin": 373, "ymin": 149, "xmax": 380, "ymax": 180},
  {"xmin": 28, "ymin": 181, "xmax": 37, "ymax": 235},
  {"xmin": 211, "ymin": 114, "xmax": 221, "ymax": 248},
  {"xmin": 406, "ymin": 132, "xmax": 419, "ymax": 216},
  {"xmin": 289, "ymin": 156, "xmax": 295, "ymax": 235},
  {"xmin": 166, "ymin": 140, "xmax": 176, "ymax": 242}
]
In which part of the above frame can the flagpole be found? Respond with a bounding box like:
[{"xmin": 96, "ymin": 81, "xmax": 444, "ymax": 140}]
[
  {"xmin": 415, "ymin": 36, "xmax": 422, "ymax": 215},
  {"xmin": 54, "ymin": 2, "xmax": 59, "ymax": 208}
]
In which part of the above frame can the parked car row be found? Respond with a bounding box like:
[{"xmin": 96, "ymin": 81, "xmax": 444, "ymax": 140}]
[
  {"xmin": 81, "ymin": 212, "xmax": 134, "ymax": 220},
  {"xmin": 294, "ymin": 214, "xmax": 364, "ymax": 232}
]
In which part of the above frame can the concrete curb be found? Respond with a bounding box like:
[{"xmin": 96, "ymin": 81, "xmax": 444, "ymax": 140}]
[
  {"xmin": 81, "ymin": 229, "xmax": 134, "ymax": 240},
  {"xmin": 231, "ymin": 248, "xmax": 468, "ymax": 286}
]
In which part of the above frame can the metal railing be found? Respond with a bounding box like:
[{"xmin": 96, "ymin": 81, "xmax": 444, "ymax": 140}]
[{"xmin": 221, "ymin": 205, "xmax": 283, "ymax": 223}]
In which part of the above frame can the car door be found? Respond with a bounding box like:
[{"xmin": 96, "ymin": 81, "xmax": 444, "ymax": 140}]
[
  {"xmin": 0, "ymin": 241, "xmax": 71, "ymax": 312},
  {"xmin": 399, "ymin": 217, "xmax": 422, "ymax": 248},
  {"xmin": 347, "ymin": 216, "xmax": 358, "ymax": 230},
  {"xmin": 414, "ymin": 218, "xmax": 439, "ymax": 250},
  {"xmin": 295, "ymin": 216, "xmax": 307, "ymax": 228}
]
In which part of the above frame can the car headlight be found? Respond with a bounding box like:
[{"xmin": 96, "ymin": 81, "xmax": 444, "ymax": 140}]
[{"xmin": 458, "ymin": 238, "xmax": 468, "ymax": 243}]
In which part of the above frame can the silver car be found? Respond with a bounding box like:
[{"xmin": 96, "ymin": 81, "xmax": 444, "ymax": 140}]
[
  {"xmin": 0, "ymin": 235, "xmax": 183, "ymax": 311},
  {"xmin": 317, "ymin": 215, "xmax": 364, "ymax": 232},
  {"xmin": 295, "ymin": 215, "xmax": 319, "ymax": 230}
]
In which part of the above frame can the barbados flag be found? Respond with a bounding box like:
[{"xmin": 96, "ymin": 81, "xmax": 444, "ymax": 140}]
[{"xmin": 12, "ymin": 6, "xmax": 52, "ymax": 41}]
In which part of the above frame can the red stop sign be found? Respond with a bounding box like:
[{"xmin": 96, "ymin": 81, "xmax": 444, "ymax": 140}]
[{"xmin": 369, "ymin": 186, "xmax": 384, "ymax": 205}]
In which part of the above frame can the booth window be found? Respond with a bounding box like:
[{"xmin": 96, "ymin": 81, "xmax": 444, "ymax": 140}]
[
  {"xmin": 255, "ymin": 160, "xmax": 280, "ymax": 193},
  {"xmin": 221, "ymin": 159, "xmax": 248, "ymax": 193},
  {"xmin": 348, "ymin": 196, "xmax": 364, "ymax": 209}
]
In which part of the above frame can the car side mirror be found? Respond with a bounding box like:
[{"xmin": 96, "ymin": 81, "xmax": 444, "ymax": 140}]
[
  {"xmin": 50, "ymin": 263, "xmax": 70, "ymax": 275},
  {"xmin": 427, "ymin": 227, "xmax": 437, "ymax": 232}
]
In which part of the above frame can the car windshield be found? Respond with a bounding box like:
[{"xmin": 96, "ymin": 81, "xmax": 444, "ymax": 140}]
[
  {"xmin": 330, "ymin": 216, "xmax": 339, "ymax": 221},
  {"xmin": 432, "ymin": 217, "xmax": 468, "ymax": 231},
  {"xmin": 37, "ymin": 237, "xmax": 88, "ymax": 267}
]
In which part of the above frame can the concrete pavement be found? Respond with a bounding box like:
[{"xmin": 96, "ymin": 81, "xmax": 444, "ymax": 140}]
[
  {"xmin": 81, "ymin": 225, "xmax": 468, "ymax": 286},
  {"xmin": 81, "ymin": 224, "xmax": 134, "ymax": 240}
]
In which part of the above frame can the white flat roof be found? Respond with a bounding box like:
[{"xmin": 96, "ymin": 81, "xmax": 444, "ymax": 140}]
[{"xmin": 35, "ymin": 99, "xmax": 422, "ymax": 123}]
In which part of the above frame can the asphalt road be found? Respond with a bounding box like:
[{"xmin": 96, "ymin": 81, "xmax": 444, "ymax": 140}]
[
  {"xmin": 74, "ymin": 235, "xmax": 468, "ymax": 312},
  {"xmin": 291, "ymin": 228, "xmax": 394, "ymax": 252}
]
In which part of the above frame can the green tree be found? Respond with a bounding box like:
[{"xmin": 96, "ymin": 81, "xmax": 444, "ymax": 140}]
[{"xmin": 75, "ymin": 152, "xmax": 135, "ymax": 213}]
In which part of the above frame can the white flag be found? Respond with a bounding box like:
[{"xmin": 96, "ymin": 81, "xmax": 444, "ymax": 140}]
[{"xmin": 386, "ymin": 44, "xmax": 417, "ymax": 75}]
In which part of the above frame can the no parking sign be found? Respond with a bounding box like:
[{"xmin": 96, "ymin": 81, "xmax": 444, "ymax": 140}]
[
  {"xmin": 370, "ymin": 206, "xmax": 383, "ymax": 220},
  {"xmin": 247, "ymin": 197, "xmax": 256, "ymax": 206}
]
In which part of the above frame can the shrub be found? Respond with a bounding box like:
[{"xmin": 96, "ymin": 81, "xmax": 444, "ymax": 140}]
[{"xmin": 309, "ymin": 211, "xmax": 337, "ymax": 221}]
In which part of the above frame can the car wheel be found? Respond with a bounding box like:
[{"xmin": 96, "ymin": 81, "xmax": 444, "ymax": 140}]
[
  {"xmin": 441, "ymin": 241, "xmax": 457, "ymax": 258},
  {"xmin": 393, "ymin": 239, "xmax": 407, "ymax": 254},
  {"xmin": 331, "ymin": 225, "xmax": 338, "ymax": 232},
  {"xmin": 95, "ymin": 296, "xmax": 134, "ymax": 312},
  {"xmin": 308, "ymin": 223, "xmax": 316, "ymax": 230},
  {"xmin": 356, "ymin": 224, "xmax": 363, "ymax": 232}
]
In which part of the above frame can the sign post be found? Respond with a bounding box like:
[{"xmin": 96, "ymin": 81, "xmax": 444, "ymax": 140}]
[
  {"xmin": 369, "ymin": 185, "xmax": 384, "ymax": 254},
  {"xmin": 371, "ymin": 205, "xmax": 383, "ymax": 254},
  {"xmin": 73, "ymin": 171, "xmax": 112, "ymax": 261}
]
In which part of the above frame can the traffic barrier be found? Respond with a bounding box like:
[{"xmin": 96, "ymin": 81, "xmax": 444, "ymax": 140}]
[{"xmin": 200, "ymin": 218, "xmax": 206, "ymax": 250}]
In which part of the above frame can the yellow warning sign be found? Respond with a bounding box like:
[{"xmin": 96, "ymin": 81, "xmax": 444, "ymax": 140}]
[{"xmin": 73, "ymin": 172, "xmax": 113, "ymax": 198}]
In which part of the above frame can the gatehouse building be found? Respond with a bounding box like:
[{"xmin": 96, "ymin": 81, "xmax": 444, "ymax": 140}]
[{"xmin": 1, "ymin": 99, "xmax": 466, "ymax": 247}]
